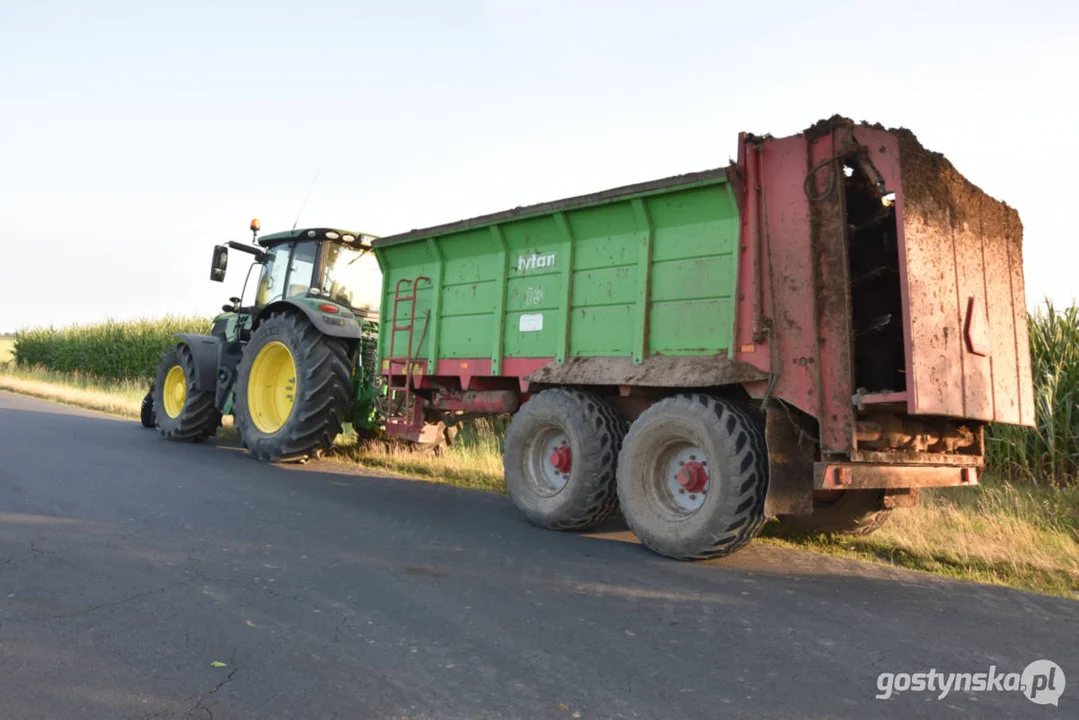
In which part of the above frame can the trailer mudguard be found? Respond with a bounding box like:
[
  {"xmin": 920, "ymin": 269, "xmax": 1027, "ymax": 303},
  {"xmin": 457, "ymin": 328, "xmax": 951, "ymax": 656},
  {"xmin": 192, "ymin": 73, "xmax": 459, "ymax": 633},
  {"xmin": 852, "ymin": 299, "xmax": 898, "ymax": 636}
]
[
  {"xmin": 174, "ymin": 333, "xmax": 221, "ymax": 393},
  {"xmin": 259, "ymin": 298, "xmax": 363, "ymax": 341}
]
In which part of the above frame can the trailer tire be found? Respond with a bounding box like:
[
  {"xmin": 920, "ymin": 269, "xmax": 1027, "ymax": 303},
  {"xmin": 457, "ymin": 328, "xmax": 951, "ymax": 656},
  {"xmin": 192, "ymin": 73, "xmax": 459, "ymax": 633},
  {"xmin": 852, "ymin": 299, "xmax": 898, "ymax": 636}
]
[
  {"xmin": 617, "ymin": 393, "xmax": 768, "ymax": 560},
  {"xmin": 152, "ymin": 344, "xmax": 222, "ymax": 442},
  {"xmin": 503, "ymin": 388, "xmax": 625, "ymax": 531},
  {"xmin": 778, "ymin": 490, "xmax": 891, "ymax": 536},
  {"xmin": 140, "ymin": 390, "xmax": 155, "ymax": 428},
  {"xmin": 234, "ymin": 312, "xmax": 352, "ymax": 463}
]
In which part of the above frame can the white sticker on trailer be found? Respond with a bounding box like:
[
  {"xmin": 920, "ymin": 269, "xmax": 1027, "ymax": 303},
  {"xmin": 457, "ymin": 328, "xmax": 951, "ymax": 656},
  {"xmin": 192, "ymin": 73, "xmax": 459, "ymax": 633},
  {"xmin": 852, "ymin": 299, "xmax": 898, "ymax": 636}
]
[{"xmin": 519, "ymin": 313, "xmax": 544, "ymax": 332}]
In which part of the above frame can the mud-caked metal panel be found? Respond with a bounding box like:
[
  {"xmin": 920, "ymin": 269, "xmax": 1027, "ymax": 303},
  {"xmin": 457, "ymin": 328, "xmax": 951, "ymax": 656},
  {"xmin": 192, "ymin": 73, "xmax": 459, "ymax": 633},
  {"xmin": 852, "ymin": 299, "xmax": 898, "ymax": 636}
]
[
  {"xmin": 806, "ymin": 129, "xmax": 856, "ymax": 452},
  {"xmin": 734, "ymin": 134, "xmax": 820, "ymax": 419},
  {"xmin": 734, "ymin": 131, "xmax": 855, "ymax": 454},
  {"xmin": 890, "ymin": 129, "xmax": 1034, "ymax": 426},
  {"xmin": 1010, "ymin": 211, "xmax": 1035, "ymax": 426}
]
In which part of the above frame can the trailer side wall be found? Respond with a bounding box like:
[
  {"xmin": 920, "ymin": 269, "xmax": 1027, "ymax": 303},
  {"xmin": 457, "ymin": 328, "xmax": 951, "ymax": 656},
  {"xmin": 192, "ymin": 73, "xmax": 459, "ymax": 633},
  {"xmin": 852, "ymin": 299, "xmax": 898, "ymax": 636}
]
[{"xmin": 376, "ymin": 174, "xmax": 740, "ymax": 384}]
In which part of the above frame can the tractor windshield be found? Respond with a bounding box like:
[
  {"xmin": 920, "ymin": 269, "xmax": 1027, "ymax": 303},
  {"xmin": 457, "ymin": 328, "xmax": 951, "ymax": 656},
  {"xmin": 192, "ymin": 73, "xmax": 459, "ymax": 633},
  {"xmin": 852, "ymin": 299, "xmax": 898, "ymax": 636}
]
[{"xmin": 319, "ymin": 243, "xmax": 381, "ymax": 313}]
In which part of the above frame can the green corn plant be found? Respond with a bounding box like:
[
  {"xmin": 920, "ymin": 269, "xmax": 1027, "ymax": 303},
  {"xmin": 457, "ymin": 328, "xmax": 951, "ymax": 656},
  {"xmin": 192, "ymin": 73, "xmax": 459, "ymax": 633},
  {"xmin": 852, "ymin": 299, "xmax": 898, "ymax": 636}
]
[
  {"xmin": 987, "ymin": 301, "xmax": 1079, "ymax": 487},
  {"xmin": 13, "ymin": 316, "xmax": 213, "ymax": 382}
]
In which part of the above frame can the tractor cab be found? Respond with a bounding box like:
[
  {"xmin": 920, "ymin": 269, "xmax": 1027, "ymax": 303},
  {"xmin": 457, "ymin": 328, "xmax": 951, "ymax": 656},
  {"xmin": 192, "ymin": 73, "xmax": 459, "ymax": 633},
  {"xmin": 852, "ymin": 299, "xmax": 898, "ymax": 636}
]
[{"xmin": 210, "ymin": 220, "xmax": 382, "ymax": 319}]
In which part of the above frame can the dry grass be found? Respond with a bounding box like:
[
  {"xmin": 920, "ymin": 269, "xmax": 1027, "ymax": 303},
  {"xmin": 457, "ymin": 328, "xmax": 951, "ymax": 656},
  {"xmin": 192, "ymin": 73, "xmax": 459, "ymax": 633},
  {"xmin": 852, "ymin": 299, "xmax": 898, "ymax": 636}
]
[
  {"xmin": 0, "ymin": 364, "xmax": 242, "ymax": 434},
  {"xmin": 333, "ymin": 420, "xmax": 507, "ymax": 493},
  {"xmin": 761, "ymin": 481, "xmax": 1079, "ymax": 598},
  {"xmin": 0, "ymin": 364, "xmax": 145, "ymax": 418}
]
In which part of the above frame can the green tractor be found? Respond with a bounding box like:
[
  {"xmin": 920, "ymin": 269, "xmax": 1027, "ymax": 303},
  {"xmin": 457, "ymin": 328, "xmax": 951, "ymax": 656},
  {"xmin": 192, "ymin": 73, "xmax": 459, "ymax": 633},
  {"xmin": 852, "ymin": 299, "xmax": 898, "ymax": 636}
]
[{"xmin": 142, "ymin": 220, "xmax": 383, "ymax": 461}]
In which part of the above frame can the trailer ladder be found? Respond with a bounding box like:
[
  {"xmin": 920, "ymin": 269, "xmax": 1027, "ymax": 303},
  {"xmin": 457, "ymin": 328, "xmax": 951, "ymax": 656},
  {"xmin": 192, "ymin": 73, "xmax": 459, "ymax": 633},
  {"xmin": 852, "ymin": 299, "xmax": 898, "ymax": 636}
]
[{"xmin": 385, "ymin": 276, "xmax": 430, "ymax": 426}]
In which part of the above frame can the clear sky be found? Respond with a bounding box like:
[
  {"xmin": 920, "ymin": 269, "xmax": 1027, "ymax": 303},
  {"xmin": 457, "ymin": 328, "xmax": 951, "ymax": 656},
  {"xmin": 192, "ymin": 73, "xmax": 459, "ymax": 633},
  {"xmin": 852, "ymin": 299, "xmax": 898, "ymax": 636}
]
[{"xmin": 1, "ymin": 0, "xmax": 1075, "ymax": 331}]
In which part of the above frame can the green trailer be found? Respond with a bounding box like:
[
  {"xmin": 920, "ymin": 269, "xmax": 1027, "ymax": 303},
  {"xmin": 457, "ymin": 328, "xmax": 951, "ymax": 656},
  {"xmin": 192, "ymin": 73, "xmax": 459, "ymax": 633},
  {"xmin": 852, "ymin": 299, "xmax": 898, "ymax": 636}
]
[
  {"xmin": 374, "ymin": 168, "xmax": 741, "ymax": 378},
  {"xmin": 152, "ymin": 117, "xmax": 1034, "ymax": 561},
  {"xmin": 372, "ymin": 117, "xmax": 1033, "ymax": 559}
]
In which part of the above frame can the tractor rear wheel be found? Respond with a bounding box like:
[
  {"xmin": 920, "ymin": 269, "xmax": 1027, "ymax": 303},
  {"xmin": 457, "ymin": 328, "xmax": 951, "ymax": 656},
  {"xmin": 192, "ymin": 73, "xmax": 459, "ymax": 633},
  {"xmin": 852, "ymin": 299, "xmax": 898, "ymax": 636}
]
[
  {"xmin": 233, "ymin": 312, "xmax": 352, "ymax": 462},
  {"xmin": 152, "ymin": 344, "xmax": 222, "ymax": 442},
  {"xmin": 503, "ymin": 388, "xmax": 625, "ymax": 531},
  {"xmin": 617, "ymin": 393, "xmax": 768, "ymax": 560},
  {"xmin": 778, "ymin": 490, "xmax": 891, "ymax": 536}
]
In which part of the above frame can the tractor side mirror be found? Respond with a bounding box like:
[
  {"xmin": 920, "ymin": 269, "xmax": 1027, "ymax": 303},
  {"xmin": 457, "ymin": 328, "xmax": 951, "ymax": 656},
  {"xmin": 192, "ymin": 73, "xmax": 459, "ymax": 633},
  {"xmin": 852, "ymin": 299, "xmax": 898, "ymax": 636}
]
[{"xmin": 210, "ymin": 245, "xmax": 229, "ymax": 282}]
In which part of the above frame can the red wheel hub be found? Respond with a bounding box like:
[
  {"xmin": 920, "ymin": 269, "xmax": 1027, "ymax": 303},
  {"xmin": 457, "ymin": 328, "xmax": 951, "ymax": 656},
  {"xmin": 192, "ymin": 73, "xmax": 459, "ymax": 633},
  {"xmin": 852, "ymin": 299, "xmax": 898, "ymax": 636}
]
[
  {"xmin": 549, "ymin": 446, "xmax": 573, "ymax": 474},
  {"xmin": 676, "ymin": 461, "xmax": 708, "ymax": 493}
]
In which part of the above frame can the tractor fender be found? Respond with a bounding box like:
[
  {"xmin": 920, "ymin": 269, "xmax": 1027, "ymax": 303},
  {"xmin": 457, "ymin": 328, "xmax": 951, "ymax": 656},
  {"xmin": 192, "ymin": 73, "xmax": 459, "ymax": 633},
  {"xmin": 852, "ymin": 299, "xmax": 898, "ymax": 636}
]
[
  {"xmin": 257, "ymin": 298, "xmax": 363, "ymax": 341},
  {"xmin": 173, "ymin": 334, "xmax": 221, "ymax": 393}
]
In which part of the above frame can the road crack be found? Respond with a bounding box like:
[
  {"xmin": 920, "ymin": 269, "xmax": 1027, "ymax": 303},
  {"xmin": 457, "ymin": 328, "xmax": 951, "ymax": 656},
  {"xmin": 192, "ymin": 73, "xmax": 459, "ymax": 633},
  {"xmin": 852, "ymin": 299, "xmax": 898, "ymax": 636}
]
[
  {"xmin": 10, "ymin": 572, "xmax": 203, "ymax": 623},
  {"xmin": 135, "ymin": 666, "xmax": 239, "ymax": 720},
  {"xmin": 333, "ymin": 611, "xmax": 359, "ymax": 643},
  {"xmin": 187, "ymin": 667, "xmax": 238, "ymax": 720}
]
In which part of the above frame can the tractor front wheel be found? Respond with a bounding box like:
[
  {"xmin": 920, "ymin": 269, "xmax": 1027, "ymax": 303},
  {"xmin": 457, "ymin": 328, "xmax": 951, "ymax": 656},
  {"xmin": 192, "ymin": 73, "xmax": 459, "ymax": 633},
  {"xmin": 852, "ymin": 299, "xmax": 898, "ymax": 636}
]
[
  {"xmin": 233, "ymin": 312, "xmax": 352, "ymax": 462},
  {"xmin": 152, "ymin": 344, "xmax": 221, "ymax": 441}
]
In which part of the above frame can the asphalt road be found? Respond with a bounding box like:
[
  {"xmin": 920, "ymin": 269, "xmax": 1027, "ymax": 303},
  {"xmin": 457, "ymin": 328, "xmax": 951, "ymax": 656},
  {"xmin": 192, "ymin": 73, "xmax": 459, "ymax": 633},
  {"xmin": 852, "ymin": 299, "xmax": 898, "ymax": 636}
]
[{"xmin": 0, "ymin": 392, "xmax": 1075, "ymax": 720}]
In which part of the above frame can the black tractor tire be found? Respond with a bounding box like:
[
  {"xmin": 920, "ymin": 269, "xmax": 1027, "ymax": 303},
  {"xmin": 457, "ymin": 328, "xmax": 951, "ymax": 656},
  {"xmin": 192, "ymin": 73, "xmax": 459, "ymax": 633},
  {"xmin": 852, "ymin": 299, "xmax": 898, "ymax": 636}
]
[
  {"xmin": 140, "ymin": 390, "xmax": 155, "ymax": 428},
  {"xmin": 778, "ymin": 490, "xmax": 892, "ymax": 536},
  {"xmin": 503, "ymin": 388, "xmax": 625, "ymax": 531},
  {"xmin": 152, "ymin": 344, "xmax": 222, "ymax": 442},
  {"xmin": 233, "ymin": 312, "xmax": 352, "ymax": 463},
  {"xmin": 617, "ymin": 393, "xmax": 769, "ymax": 560}
]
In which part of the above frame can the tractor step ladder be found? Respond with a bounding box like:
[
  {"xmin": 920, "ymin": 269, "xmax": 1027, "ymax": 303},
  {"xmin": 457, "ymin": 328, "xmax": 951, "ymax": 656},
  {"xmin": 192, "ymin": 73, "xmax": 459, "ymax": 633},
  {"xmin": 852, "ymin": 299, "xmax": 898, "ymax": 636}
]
[{"xmin": 385, "ymin": 276, "xmax": 430, "ymax": 425}]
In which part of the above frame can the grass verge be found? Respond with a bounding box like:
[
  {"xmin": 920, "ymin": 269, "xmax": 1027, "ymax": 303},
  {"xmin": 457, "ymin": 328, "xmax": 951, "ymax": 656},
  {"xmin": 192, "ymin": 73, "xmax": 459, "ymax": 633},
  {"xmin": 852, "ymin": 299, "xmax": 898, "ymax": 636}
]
[
  {"xmin": 334, "ymin": 437, "xmax": 507, "ymax": 493},
  {"xmin": 1, "ymin": 365, "xmax": 1075, "ymax": 599},
  {"xmin": 0, "ymin": 363, "xmax": 145, "ymax": 418},
  {"xmin": 760, "ymin": 481, "xmax": 1079, "ymax": 599},
  {"xmin": 331, "ymin": 419, "xmax": 508, "ymax": 493}
]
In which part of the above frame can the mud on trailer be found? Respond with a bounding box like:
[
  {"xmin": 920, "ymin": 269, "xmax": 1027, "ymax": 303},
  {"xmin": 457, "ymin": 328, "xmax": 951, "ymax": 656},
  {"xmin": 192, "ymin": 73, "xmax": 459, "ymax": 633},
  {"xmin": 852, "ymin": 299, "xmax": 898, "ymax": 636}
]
[{"xmin": 148, "ymin": 116, "xmax": 1034, "ymax": 560}]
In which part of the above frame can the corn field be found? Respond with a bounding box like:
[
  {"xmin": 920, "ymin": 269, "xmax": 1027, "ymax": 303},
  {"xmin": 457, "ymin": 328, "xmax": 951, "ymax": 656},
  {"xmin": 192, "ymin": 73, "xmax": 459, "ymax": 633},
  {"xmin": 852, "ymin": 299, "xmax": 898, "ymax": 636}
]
[
  {"xmin": 9, "ymin": 303, "xmax": 1077, "ymax": 486},
  {"xmin": 13, "ymin": 317, "xmax": 213, "ymax": 382},
  {"xmin": 987, "ymin": 302, "xmax": 1079, "ymax": 486}
]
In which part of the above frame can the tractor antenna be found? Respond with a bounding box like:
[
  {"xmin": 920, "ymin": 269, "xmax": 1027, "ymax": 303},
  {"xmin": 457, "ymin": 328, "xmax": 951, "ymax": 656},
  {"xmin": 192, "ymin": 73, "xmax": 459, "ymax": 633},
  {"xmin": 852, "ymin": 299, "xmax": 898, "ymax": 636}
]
[{"xmin": 291, "ymin": 168, "xmax": 320, "ymax": 231}]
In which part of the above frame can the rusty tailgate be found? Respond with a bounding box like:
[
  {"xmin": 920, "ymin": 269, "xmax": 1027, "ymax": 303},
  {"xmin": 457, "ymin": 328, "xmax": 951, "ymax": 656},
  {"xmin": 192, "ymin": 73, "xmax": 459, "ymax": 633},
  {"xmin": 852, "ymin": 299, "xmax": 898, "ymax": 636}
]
[{"xmin": 882, "ymin": 129, "xmax": 1035, "ymax": 426}]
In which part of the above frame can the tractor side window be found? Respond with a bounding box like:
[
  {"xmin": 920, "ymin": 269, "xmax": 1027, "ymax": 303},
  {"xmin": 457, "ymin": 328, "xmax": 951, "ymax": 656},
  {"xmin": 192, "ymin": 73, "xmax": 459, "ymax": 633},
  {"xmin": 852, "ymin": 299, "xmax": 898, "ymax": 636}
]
[
  {"xmin": 255, "ymin": 244, "xmax": 292, "ymax": 306},
  {"xmin": 286, "ymin": 242, "xmax": 317, "ymax": 298}
]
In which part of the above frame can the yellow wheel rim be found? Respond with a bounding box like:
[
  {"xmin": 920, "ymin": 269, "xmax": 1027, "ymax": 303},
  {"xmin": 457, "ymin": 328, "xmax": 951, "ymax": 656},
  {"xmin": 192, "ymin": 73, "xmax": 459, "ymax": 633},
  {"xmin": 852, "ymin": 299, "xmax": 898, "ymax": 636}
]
[
  {"xmin": 162, "ymin": 365, "xmax": 186, "ymax": 419},
  {"xmin": 247, "ymin": 341, "xmax": 297, "ymax": 434}
]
